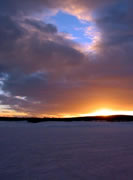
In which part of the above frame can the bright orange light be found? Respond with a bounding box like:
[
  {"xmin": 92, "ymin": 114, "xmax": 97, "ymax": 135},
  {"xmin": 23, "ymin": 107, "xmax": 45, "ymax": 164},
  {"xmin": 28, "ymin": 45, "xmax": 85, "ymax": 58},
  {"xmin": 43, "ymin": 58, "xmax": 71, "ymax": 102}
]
[
  {"xmin": 81, "ymin": 109, "xmax": 133, "ymax": 117},
  {"xmin": 90, "ymin": 109, "xmax": 116, "ymax": 116},
  {"xmin": 81, "ymin": 109, "xmax": 115, "ymax": 117}
]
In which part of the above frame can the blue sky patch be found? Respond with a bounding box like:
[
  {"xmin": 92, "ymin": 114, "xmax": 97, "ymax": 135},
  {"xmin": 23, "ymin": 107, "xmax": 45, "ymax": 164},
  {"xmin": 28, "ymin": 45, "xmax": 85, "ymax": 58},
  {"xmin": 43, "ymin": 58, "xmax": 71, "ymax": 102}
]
[{"xmin": 48, "ymin": 11, "xmax": 94, "ymax": 45}]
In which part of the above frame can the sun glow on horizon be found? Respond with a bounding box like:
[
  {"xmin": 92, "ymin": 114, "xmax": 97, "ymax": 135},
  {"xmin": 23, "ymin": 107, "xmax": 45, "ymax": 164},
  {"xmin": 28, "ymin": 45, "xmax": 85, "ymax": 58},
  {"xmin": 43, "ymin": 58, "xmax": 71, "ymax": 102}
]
[
  {"xmin": 81, "ymin": 109, "xmax": 133, "ymax": 117},
  {"xmin": 89, "ymin": 109, "xmax": 119, "ymax": 116},
  {"xmin": 2, "ymin": 107, "xmax": 133, "ymax": 118}
]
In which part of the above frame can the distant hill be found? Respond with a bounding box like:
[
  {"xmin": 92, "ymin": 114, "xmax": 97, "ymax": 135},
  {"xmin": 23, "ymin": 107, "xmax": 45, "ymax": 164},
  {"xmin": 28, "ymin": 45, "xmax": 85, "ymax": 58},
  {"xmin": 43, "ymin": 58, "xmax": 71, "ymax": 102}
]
[{"xmin": 0, "ymin": 115, "xmax": 133, "ymax": 123}]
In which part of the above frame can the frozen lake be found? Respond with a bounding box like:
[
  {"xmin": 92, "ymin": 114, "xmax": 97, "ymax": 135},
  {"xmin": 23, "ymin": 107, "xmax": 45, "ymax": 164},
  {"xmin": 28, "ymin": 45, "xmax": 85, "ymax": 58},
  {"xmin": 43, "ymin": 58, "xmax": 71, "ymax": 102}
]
[{"xmin": 0, "ymin": 121, "xmax": 133, "ymax": 180}]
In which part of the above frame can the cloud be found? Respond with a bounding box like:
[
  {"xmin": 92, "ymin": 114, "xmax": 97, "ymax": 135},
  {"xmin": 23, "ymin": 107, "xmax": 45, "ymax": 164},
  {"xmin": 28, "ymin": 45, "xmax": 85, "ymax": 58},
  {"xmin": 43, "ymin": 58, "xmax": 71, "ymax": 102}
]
[
  {"xmin": 0, "ymin": 0, "xmax": 133, "ymax": 116},
  {"xmin": 25, "ymin": 19, "xmax": 58, "ymax": 33}
]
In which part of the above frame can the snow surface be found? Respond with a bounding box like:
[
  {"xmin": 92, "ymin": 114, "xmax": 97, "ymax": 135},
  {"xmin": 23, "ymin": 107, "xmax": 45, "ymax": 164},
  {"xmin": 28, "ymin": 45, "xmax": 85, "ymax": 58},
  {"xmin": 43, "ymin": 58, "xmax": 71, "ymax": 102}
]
[{"xmin": 0, "ymin": 121, "xmax": 133, "ymax": 180}]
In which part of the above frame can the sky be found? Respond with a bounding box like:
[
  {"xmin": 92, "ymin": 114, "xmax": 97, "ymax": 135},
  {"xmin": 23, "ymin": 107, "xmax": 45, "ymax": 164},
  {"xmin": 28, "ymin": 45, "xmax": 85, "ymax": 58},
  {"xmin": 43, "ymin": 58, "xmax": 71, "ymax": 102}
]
[{"xmin": 0, "ymin": 0, "xmax": 133, "ymax": 117}]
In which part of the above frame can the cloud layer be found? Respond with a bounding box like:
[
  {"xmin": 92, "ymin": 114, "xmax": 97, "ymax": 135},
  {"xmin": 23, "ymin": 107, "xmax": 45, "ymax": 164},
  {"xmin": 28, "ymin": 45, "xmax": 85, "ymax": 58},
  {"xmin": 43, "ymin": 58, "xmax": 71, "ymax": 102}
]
[{"xmin": 0, "ymin": 0, "xmax": 133, "ymax": 116}]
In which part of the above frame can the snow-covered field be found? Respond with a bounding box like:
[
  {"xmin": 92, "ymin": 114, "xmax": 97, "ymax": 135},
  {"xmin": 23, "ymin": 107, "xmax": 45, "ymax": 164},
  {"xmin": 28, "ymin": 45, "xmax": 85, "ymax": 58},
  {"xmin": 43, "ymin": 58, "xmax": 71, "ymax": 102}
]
[{"xmin": 0, "ymin": 121, "xmax": 133, "ymax": 180}]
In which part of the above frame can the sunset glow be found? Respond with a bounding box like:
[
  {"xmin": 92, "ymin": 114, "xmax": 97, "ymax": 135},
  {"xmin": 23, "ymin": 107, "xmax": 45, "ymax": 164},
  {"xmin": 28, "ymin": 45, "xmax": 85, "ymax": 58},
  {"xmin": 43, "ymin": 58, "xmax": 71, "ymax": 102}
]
[
  {"xmin": 1, "ymin": 1, "xmax": 133, "ymax": 180},
  {"xmin": 0, "ymin": 0, "xmax": 133, "ymax": 117},
  {"xmin": 81, "ymin": 109, "xmax": 133, "ymax": 117}
]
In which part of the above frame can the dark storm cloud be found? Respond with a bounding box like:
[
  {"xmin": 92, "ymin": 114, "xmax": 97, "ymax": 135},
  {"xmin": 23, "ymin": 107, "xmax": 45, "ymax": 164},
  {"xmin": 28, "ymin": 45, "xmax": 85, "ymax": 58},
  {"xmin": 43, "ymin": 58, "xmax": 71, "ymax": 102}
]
[
  {"xmin": 25, "ymin": 19, "xmax": 58, "ymax": 33},
  {"xmin": 94, "ymin": 1, "xmax": 133, "ymax": 46},
  {"xmin": 0, "ymin": 0, "xmax": 133, "ymax": 115},
  {"xmin": 2, "ymin": 72, "xmax": 48, "ymax": 98},
  {"xmin": 0, "ymin": 15, "xmax": 25, "ymax": 52},
  {"xmin": 0, "ymin": 3, "xmax": 86, "ymax": 114}
]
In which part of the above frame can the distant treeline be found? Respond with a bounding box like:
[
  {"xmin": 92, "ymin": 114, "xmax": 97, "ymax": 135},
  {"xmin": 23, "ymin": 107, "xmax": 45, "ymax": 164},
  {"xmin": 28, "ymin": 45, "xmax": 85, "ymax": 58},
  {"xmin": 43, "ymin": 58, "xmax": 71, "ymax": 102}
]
[{"xmin": 0, "ymin": 115, "xmax": 133, "ymax": 123}]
